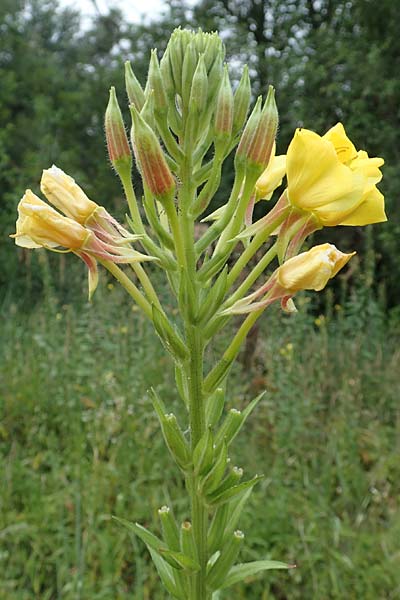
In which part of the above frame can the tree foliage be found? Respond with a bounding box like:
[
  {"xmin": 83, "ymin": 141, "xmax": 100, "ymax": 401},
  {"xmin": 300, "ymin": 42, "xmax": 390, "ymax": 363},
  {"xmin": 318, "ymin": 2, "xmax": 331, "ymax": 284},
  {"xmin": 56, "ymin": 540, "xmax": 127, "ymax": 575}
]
[{"xmin": 1, "ymin": 0, "xmax": 399, "ymax": 303}]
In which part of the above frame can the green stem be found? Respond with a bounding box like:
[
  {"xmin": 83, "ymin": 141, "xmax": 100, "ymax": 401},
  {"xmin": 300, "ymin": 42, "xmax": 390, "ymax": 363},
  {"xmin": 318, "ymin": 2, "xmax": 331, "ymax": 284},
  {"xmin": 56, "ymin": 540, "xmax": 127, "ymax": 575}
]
[
  {"xmin": 129, "ymin": 262, "xmax": 162, "ymax": 310},
  {"xmin": 203, "ymin": 309, "xmax": 262, "ymax": 393},
  {"xmin": 120, "ymin": 171, "xmax": 144, "ymax": 234},
  {"xmin": 185, "ymin": 324, "xmax": 209, "ymax": 600},
  {"xmin": 100, "ymin": 260, "xmax": 153, "ymax": 320},
  {"xmin": 227, "ymin": 243, "xmax": 278, "ymax": 305}
]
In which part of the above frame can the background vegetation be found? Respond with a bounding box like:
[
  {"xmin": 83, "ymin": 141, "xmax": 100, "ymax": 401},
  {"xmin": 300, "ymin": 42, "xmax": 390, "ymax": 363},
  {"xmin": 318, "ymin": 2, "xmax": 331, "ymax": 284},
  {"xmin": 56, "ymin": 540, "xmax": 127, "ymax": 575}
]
[{"xmin": 1, "ymin": 0, "xmax": 399, "ymax": 598}]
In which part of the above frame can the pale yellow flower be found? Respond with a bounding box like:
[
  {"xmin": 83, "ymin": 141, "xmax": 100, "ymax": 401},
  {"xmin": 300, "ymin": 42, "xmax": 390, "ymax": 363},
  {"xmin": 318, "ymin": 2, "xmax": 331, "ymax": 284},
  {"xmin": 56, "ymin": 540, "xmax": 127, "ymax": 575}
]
[
  {"xmin": 223, "ymin": 243, "xmax": 355, "ymax": 315},
  {"xmin": 14, "ymin": 190, "xmax": 90, "ymax": 250},
  {"xmin": 277, "ymin": 243, "xmax": 355, "ymax": 292},
  {"xmin": 40, "ymin": 165, "xmax": 98, "ymax": 224}
]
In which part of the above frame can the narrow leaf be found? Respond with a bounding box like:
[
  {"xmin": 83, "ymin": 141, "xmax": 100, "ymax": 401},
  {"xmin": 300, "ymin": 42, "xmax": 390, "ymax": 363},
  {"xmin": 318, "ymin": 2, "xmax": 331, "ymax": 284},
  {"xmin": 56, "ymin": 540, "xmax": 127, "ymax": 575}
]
[{"xmin": 221, "ymin": 560, "xmax": 293, "ymax": 589}]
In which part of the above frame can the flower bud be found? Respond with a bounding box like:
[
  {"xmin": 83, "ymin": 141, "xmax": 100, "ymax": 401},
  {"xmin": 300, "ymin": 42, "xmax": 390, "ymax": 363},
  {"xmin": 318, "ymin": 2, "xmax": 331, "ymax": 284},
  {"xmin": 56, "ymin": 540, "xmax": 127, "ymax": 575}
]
[
  {"xmin": 205, "ymin": 387, "xmax": 225, "ymax": 428},
  {"xmin": 207, "ymin": 530, "xmax": 244, "ymax": 589},
  {"xmin": 147, "ymin": 49, "xmax": 168, "ymax": 117},
  {"xmin": 235, "ymin": 86, "xmax": 278, "ymax": 176},
  {"xmin": 130, "ymin": 105, "xmax": 175, "ymax": 203},
  {"xmin": 181, "ymin": 40, "xmax": 198, "ymax": 107},
  {"xmin": 189, "ymin": 54, "xmax": 208, "ymax": 114},
  {"xmin": 233, "ymin": 65, "xmax": 251, "ymax": 135},
  {"xmin": 140, "ymin": 90, "xmax": 156, "ymax": 132},
  {"xmin": 105, "ymin": 87, "xmax": 132, "ymax": 177},
  {"xmin": 214, "ymin": 64, "xmax": 233, "ymax": 149},
  {"xmin": 180, "ymin": 521, "xmax": 198, "ymax": 562},
  {"xmin": 124, "ymin": 61, "xmax": 145, "ymax": 111},
  {"xmin": 158, "ymin": 506, "xmax": 180, "ymax": 551}
]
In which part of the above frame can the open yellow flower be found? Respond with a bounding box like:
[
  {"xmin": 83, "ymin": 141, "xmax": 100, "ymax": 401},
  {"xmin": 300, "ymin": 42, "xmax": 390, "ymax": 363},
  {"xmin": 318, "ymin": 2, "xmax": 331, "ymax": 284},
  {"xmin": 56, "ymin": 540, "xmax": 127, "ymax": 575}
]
[{"xmin": 287, "ymin": 125, "xmax": 386, "ymax": 226}]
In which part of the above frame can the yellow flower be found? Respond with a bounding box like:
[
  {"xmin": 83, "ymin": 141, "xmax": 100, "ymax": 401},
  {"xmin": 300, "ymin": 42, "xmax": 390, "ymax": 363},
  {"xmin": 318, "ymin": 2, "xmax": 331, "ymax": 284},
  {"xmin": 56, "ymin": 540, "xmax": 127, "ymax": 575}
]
[
  {"xmin": 255, "ymin": 144, "xmax": 286, "ymax": 200},
  {"xmin": 277, "ymin": 243, "xmax": 355, "ymax": 292},
  {"xmin": 13, "ymin": 190, "xmax": 90, "ymax": 250},
  {"xmin": 222, "ymin": 243, "xmax": 354, "ymax": 315},
  {"xmin": 40, "ymin": 165, "xmax": 98, "ymax": 224},
  {"xmin": 287, "ymin": 126, "xmax": 386, "ymax": 226}
]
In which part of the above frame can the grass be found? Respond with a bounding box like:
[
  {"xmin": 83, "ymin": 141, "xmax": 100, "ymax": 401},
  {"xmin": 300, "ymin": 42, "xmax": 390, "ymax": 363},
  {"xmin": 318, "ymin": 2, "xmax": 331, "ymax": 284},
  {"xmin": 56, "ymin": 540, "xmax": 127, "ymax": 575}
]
[{"xmin": 1, "ymin": 274, "xmax": 400, "ymax": 599}]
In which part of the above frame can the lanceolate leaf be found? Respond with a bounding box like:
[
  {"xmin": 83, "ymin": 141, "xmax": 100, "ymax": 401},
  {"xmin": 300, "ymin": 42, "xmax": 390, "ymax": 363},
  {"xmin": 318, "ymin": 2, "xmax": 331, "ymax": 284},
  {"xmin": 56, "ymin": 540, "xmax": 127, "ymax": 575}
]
[
  {"xmin": 159, "ymin": 548, "xmax": 201, "ymax": 572},
  {"xmin": 220, "ymin": 560, "xmax": 293, "ymax": 589},
  {"xmin": 148, "ymin": 548, "xmax": 185, "ymax": 599}
]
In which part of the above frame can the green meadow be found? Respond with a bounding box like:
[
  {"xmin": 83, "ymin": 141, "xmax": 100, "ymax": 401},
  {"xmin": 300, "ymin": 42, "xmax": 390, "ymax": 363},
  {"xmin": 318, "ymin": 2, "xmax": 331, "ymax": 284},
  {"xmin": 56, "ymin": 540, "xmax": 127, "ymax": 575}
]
[{"xmin": 1, "ymin": 265, "xmax": 399, "ymax": 599}]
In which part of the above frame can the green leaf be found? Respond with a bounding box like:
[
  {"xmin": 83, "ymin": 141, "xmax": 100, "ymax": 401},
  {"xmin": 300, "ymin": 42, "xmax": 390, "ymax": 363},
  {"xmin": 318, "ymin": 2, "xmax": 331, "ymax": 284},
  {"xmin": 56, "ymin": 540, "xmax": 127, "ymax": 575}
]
[
  {"xmin": 148, "ymin": 548, "xmax": 185, "ymax": 599},
  {"xmin": 113, "ymin": 517, "xmax": 164, "ymax": 552},
  {"xmin": 159, "ymin": 548, "xmax": 201, "ymax": 572},
  {"xmin": 220, "ymin": 560, "xmax": 293, "ymax": 589},
  {"xmin": 206, "ymin": 475, "xmax": 263, "ymax": 506}
]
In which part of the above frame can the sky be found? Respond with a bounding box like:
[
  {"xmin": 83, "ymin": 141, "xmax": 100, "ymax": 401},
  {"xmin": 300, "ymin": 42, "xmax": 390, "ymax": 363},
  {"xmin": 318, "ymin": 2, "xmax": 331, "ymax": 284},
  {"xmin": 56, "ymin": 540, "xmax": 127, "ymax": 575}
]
[{"xmin": 60, "ymin": 0, "xmax": 168, "ymax": 24}]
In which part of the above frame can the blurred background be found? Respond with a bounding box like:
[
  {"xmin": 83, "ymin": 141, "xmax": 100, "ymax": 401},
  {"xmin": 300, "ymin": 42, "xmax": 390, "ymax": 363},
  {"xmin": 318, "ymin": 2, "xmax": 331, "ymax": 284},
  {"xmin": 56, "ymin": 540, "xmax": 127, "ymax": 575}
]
[{"xmin": 1, "ymin": 1, "xmax": 399, "ymax": 598}]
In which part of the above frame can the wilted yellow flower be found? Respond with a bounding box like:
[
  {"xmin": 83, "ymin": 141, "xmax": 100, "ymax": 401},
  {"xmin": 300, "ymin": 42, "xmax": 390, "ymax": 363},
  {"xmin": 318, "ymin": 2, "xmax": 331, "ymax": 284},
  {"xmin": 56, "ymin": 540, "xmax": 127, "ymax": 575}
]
[
  {"xmin": 276, "ymin": 243, "xmax": 355, "ymax": 292},
  {"xmin": 41, "ymin": 166, "xmax": 98, "ymax": 224},
  {"xmin": 287, "ymin": 126, "xmax": 386, "ymax": 227},
  {"xmin": 14, "ymin": 190, "xmax": 90, "ymax": 250},
  {"xmin": 12, "ymin": 189, "xmax": 154, "ymax": 299},
  {"xmin": 222, "ymin": 243, "xmax": 354, "ymax": 315}
]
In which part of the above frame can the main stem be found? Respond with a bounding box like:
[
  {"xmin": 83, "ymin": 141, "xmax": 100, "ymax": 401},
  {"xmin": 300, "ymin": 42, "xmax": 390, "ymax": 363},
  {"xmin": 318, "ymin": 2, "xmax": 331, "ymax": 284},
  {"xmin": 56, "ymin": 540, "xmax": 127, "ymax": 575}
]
[
  {"xmin": 186, "ymin": 324, "xmax": 208, "ymax": 600},
  {"xmin": 179, "ymin": 143, "xmax": 209, "ymax": 599}
]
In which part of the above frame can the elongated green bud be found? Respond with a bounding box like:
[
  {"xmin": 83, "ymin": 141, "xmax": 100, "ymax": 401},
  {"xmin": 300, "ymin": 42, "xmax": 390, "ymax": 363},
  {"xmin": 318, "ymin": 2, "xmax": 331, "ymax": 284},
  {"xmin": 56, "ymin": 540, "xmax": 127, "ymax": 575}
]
[
  {"xmin": 163, "ymin": 412, "xmax": 192, "ymax": 470},
  {"xmin": 193, "ymin": 427, "xmax": 214, "ymax": 476},
  {"xmin": 130, "ymin": 105, "xmax": 176, "ymax": 203},
  {"xmin": 207, "ymin": 465, "xmax": 243, "ymax": 499},
  {"xmin": 152, "ymin": 305, "xmax": 189, "ymax": 361},
  {"xmin": 140, "ymin": 90, "xmax": 156, "ymax": 131},
  {"xmin": 235, "ymin": 86, "xmax": 278, "ymax": 176},
  {"xmin": 125, "ymin": 61, "xmax": 145, "ymax": 111},
  {"xmin": 198, "ymin": 267, "xmax": 228, "ymax": 324},
  {"xmin": 205, "ymin": 387, "xmax": 225, "ymax": 428},
  {"xmin": 233, "ymin": 65, "xmax": 251, "ymax": 135},
  {"xmin": 200, "ymin": 441, "xmax": 228, "ymax": 495},
  {"xmin": 105, "ymin": 87, "xmax": 132, "ymax": 177},
  {"xmin": 189, "ymin": 54, "xmax": 208, "ymax": 115},
  {"xmin": 159, "ymin": 506, "xmax": 181, "ymax": 551},
  {"xmin": 207, "ymin": 530, "xmax": 245, "ymax": 589},
  {"xmin": 215, "ymin": 65, "xmax": 233, "ymax": 147},
  {"xmin": 180, "ymin": 521, "xmax": 198, "ymax": 562},
  {"xmin": 207, "ymin": 503, "xmax": 229, "ymax": 554},
  {"xmin": 181, "ymin": 41, "xmax": 197, "ymax": 107},
  {"xmin": 215, "ymin": 408, "xmax": 244, "ymax": 449},
  {"xmin": 148, "ymin": 49, "xmax": 168, "ymax": 116}
]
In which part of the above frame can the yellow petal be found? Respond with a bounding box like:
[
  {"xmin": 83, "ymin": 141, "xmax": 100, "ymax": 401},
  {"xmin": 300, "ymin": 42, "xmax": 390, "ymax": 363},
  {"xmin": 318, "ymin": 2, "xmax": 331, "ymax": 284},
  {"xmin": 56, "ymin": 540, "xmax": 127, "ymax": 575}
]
[
  {"xmin": 41, "ymin": 165, "xmax": 98, "ymax": 224},
  {"xmin": 277, "ymin": 243, "xmax": 355, "ymax": 292},
  {"xmin": 350, "ymin": 150, "xmax": 384, "ymax": 192},
  {"xmin": 14, "ymin": 190, "xmax": 89, "ymax": 250},
  {"xmin": 255, "ymin": 154, "xmax": 286, "ymax": 200},
  {"xmin": 338, "ymin": 188, "xmax": 387, "ymax": 226},
  {"xmin": 323, "ymin": 122, "xmax": 358, "ymax": 163},
  {"xmin": 287, "ymin": 129, "xmax": 365, "ymax": 224}
]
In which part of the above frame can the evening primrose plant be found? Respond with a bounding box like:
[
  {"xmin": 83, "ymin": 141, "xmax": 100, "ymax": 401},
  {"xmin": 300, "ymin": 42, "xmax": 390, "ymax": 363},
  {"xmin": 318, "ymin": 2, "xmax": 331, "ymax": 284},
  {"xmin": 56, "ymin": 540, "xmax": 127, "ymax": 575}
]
[{"xmin": 12, "ymin": 29, "xmax": 386, "ymax": 599}]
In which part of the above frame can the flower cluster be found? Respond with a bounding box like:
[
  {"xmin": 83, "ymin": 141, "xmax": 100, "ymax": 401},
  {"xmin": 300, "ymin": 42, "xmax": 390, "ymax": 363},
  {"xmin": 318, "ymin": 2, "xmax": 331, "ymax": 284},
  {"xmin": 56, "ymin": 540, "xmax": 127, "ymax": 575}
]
[
  {"xmin": 225, "ymin": 122, "xmax": 385, "ymax": 314},
  {"xmin": 12, "ymin": 166, "xmax": 154, "ymax": 298}
]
